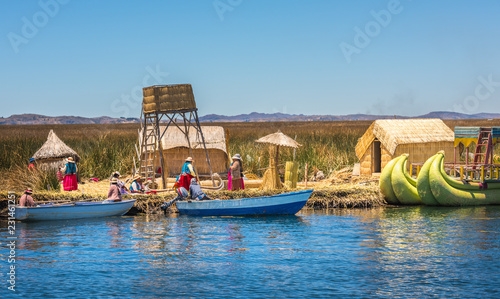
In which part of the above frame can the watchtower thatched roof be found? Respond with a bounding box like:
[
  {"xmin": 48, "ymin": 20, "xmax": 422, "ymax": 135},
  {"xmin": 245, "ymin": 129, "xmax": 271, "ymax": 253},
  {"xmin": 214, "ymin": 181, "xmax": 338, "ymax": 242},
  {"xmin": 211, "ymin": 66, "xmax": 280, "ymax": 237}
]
[
  {"xmin": 355, "ymin": 119, "xmax": 454, "ymax": 158},
  {"xmin": 32, "ymin": 130, "xmax": 81, "ymax": 162}
]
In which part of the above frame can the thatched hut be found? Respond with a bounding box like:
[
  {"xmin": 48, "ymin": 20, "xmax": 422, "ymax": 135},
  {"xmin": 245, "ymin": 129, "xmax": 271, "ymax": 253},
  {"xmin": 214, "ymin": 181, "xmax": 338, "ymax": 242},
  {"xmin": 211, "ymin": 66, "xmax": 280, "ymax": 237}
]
[
  {"xmin": 255, "ymin": 131, "xmax": 301, "ymax": 190},
  {"xmin": 146, "ymin": 126, "xmax": 229, "ymax": 176},
  {"xmin": 32, "ymin": 130, "xmax": 80, "ymax": 170},
  {"xmin": 355, "ymin": 119, "xmax": 454, "ymax": 175}
]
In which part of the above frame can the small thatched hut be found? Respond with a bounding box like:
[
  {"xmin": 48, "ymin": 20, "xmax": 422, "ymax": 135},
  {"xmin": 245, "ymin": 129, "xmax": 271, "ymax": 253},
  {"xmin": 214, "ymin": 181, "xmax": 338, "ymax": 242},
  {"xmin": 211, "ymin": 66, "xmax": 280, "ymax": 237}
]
[
  {"xmin": 32, "ymin": 130, "xmax": 80, "ymax": 170},
  {"xmin": 145, "ymin": 126, "xmax": 229, "ymax": 176},
  {"xmin": 355, "ymin": 119, "xmax": 454, "ymax": 175}
]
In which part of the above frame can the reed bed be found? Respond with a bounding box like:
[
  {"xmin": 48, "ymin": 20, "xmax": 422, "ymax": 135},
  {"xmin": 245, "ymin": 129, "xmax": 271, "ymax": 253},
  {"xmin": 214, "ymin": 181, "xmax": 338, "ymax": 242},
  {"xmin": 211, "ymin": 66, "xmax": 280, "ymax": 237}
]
[
  {"xmin": 0, "ymin": 124, "xmax": 136, "ymax": 189},
  {"xmin": 1, "ymin": 120, "xmax": 499, "ymax": 194}
]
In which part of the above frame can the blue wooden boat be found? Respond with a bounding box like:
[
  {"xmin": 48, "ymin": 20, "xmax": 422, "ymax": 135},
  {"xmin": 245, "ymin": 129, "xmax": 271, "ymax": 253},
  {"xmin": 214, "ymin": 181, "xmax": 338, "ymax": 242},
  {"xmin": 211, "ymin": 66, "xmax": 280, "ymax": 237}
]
[
  {"xmin": 175, "ymin": 189, "xmax": 313, "ymax": 216},
  {"xmin": 14, "ymin": 199, "xmax": 137, "ymax": 221}
]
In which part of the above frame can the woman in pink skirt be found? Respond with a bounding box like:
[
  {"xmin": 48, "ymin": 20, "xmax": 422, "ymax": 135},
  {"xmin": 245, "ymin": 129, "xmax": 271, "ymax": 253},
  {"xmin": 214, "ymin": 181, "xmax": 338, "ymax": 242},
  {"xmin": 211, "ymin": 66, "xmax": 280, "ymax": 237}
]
[{"xmin": 61, "ymin": 157, "xmax": 78, "ymax": 191}]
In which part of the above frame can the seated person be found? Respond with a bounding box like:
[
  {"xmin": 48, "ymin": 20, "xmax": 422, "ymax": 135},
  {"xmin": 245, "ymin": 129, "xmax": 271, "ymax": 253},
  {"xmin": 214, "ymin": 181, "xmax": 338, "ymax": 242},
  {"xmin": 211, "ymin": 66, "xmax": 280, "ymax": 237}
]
[
  {"xmin": 112, "ymin": 171, "xmax": 128, "ymax": 194},
  {"xmin": 19, "ymin": 188, "xmax": 36, "ymax": 207},
  {"xmin": 105, "ymin": 178, "xmax": 122, "ymax": 202},
  {"xmin": 189, "ymin": 178, "xmax": 210, "ymax": 201},
  {"xmin": 130, "ymin": 175, "xmax": 145, "ymax": 193}
]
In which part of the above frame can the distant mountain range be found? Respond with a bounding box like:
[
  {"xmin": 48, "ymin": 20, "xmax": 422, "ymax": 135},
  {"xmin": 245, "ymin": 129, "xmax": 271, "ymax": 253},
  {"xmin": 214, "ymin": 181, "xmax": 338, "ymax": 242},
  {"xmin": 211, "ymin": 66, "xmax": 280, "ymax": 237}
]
[
  {"xmin": 0, "ymin": 114, "xmax": 138, "ymax": 125},
  {"xmin": 1, "ymin": 111, "xmax": 499, "ymax": 125}
]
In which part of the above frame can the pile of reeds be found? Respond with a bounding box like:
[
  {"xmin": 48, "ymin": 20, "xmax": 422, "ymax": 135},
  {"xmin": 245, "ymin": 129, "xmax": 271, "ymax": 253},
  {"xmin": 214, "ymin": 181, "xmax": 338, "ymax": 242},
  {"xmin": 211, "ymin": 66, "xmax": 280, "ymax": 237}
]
[{"xmin": 306, "ymin": 185, "xmax": 384, "ymax": 209}]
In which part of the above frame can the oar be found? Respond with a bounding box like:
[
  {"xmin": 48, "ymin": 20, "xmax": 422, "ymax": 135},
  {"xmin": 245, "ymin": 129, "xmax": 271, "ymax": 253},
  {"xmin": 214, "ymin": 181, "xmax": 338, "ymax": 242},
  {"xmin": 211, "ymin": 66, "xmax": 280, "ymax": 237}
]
[
  {"xmin": 160, "ymin": 197, "xmax": 180, "ymax": 214},
  {"xmin": 37, "ymin": 199, "xmax": 73, "ymax": 205}
]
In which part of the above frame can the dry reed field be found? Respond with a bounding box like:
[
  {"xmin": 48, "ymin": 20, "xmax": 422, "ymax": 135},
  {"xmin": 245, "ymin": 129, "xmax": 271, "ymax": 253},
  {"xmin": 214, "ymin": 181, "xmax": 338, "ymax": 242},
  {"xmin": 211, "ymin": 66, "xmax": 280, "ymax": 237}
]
[{"xmin": 0, "ymin": 119, "xmax": 499, "ymax": 194}]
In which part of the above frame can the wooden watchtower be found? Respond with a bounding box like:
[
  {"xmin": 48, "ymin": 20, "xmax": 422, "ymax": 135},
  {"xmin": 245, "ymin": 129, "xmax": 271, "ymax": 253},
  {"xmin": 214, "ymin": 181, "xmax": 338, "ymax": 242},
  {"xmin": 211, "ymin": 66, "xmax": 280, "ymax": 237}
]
[
  {"xmin": 134, "ymin": 84, "xmax": 214, "ymax": 189},
  {"xmin": 454, "ymin": 126, "xmax": 500, "ymax": 180}
]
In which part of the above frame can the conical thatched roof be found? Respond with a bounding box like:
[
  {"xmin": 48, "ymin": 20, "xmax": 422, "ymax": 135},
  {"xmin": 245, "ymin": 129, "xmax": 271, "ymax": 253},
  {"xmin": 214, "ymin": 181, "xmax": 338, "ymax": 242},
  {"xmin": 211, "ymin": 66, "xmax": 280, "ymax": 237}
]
[
  {"xmin": 255, "ymin": 131, "xmax": 302, "ymax": 148},
  {"xmin": 355, "ymin": 119, "xmax": 454, "ymax": 158},
  {"xmin": 32, "ymin": 130, "xmax": 80, "ymax": 162}
]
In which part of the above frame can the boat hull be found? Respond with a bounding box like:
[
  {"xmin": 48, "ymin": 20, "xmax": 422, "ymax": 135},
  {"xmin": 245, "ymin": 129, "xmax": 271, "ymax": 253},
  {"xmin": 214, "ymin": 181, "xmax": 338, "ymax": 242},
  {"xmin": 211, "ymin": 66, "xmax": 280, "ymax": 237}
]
[
  {"xmin": 429, "ymin": 153, "xmax": 500, "ymax": 206},
  {"xmin": 176, "ymin": 190, "xmax": 313, "ymax": 216},
  {"xmin": 14, "ymin": 199, "xmax": 137, "ymax": 221}
]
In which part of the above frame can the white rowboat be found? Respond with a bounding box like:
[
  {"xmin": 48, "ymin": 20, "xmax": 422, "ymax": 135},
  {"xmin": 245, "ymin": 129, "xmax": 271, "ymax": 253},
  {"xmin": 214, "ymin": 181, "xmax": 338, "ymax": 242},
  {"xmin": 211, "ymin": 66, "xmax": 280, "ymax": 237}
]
[{"xmin": 14, "ymin": 199, "xmax": 137, "ymax": 221}]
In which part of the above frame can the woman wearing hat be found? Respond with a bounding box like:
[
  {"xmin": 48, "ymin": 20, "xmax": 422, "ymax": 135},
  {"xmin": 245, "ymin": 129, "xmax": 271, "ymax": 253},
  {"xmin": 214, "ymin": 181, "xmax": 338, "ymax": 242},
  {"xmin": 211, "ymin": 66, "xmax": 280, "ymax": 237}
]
[
  {"xmin": 229, "ymin": 154, "xmax": 244, "ymax": 191},
  {"xmin": 19, "ymin": 189, "xmax": 36, "ymax": 207},
  {"xmin": 105, "ymin": 178, "xmax": 122, "ymax": 202},
  {"xmin": 130, "ymin": 175, "xmax": 145, "ymax": 193},
  {"xmin": 178, "ymin": 157, "xmax": 197, "ymax": 190},
  {"xmin": 61, "ymin": 156, "xmax": 78, "ymax": 191}
]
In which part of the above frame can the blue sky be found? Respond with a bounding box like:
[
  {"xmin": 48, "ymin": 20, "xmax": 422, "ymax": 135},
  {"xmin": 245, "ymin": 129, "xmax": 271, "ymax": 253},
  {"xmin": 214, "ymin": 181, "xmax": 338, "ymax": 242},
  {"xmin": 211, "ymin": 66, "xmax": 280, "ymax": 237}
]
[{"xmin": 1, "ymin": 0, "xmax": 500, "ymax": 118}]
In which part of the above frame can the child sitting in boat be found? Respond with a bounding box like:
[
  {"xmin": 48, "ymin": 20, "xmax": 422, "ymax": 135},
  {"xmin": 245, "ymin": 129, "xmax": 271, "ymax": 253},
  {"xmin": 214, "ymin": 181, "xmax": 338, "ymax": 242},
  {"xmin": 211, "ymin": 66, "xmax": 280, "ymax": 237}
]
[
  {"xmin": 105, "ymin": 178, "xmax": 122, "ymax": 202},
  {"xmin": 189, "ymin": 178, "xmax": 210, "ymax": 201},
  {"xmin": 112, "ymin": 171, "xmax": 128, "ymax": 194},
  {"xmin": 19, "ymin": 188, "xmax": 36, "ymax": 207}
]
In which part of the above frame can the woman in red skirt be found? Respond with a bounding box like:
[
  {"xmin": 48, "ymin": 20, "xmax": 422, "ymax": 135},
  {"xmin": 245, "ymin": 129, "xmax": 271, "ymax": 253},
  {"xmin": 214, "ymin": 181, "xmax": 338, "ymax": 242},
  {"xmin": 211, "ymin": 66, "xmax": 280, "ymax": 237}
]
[{"xmin": 62, "ymin": 157, "xmax": 78, "ymax": 191}]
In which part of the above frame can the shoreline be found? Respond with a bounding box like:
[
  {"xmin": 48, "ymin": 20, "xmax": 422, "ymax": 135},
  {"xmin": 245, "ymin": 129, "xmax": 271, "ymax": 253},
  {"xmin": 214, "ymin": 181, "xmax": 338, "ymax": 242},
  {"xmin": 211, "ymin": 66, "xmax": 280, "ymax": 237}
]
[{"xmin": 0, "ymin": 184, "xmax": 384, "ymax": 217}]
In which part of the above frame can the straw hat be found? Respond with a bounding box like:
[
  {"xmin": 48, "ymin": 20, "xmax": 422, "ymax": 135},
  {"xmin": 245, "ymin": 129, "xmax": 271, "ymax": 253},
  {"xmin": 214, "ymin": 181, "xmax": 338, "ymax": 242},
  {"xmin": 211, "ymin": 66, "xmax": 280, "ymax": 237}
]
[
  {"xmin": 185, "ymin": 157, "xmax": 193, "ymax": 162},
  {"xmin": 132, "ymin": 174, "xmax": 142, "ymax": 181},
  {"xmin": 113, "ymin": 171, "xmax": 121, "ymax": 177},
  {"xmin": 232, "ymin": 154, "xmax": 242, "ymax": 160},
  {"xmin": 25, "ymin": 188, "xmax": 33, "ymax": 194},
  {"xmin": 67, "ymin": 157, "xmax": 75, "ymax": 163},
  {"xmin": 110, "ymin": 178, "xmax": 118, "ymax": 184}
]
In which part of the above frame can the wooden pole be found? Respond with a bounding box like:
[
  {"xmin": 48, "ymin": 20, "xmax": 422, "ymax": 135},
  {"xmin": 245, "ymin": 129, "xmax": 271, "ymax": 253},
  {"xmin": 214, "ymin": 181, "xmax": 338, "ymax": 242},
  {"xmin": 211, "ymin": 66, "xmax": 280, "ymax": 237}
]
[
  {"xmin": 466, "ymin": 147, "xmax": 469, "ymax": 167},
  {"xmin": 194, "ymin": 110, "xmax": 215, "ymax": 186},
  {"xmin": 156, "ymin": 112, "xmax": 167, "ymax": 189},
  {"xmin": 182, "ymin": 112, "xmax": 200, "ymax": 184},
  {"xmin": 305, "ymin": 163, "xmax": 308, "ymax": 188}
]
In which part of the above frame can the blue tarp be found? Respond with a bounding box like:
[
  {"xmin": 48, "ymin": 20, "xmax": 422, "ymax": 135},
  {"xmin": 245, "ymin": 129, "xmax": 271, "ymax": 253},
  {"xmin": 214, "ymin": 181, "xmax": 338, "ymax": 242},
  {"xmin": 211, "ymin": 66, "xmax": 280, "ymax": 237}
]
[
  {"xmin": 454, "ymin": 127, "xmax": 480, "ymax": 138},
  {"xmin": 492, "ymin": 127, "xmax": 500, "ymax": 138}
]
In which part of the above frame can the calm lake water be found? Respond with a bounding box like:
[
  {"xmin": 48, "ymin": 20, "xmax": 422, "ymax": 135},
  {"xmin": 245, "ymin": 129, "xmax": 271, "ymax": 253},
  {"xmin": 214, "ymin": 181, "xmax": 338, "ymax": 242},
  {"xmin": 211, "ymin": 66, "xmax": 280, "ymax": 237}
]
[{"xmin": 2, "ymin": 206, "xmax": 500, "ymax": 298}]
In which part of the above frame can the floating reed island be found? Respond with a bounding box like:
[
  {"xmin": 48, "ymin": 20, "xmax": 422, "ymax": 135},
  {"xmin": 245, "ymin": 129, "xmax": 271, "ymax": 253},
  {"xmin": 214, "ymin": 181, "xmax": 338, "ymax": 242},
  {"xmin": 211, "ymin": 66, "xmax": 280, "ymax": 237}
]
[{"xmin": 0, "ymin": 182, "xmax": 383, "ymax": 216}]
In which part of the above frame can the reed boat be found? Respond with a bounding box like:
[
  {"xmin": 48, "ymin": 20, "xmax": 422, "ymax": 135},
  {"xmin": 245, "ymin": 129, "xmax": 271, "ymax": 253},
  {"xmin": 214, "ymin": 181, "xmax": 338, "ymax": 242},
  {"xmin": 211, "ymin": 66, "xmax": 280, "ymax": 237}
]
[
  {"xmin": 380, "ymin": 154, "xmax": 422, "ymax": 205},
  {"xmin": 416, "ymin": 153, "xmax": 440, "ymax": 205},
  {"xmin": 176, "ymin": 189, "xmax": 313, "ymax": 216},
  {"xmin": 14, "ymin": 199, "xmax": 137, "ymax": 221},
  {"xmin": 379, "ymin": 155, "xmax": 401, "ymax": 205},
  {"xmin": 425, "ymin": 152, "xmax": 500, "ymax": 206},
  {"xmin": 391, "ymin": 154, "xmax": 421, "ymax": 205}
]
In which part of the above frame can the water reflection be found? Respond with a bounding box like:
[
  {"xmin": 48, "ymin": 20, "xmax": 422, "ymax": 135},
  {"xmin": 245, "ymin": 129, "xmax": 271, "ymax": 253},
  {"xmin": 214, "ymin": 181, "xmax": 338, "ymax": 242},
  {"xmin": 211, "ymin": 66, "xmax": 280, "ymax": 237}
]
[
  {"xmin": 1, "ymin": 206, "xmax": 500, "ymax": 298},
  {"xmin": 128, "ymin": 215, "xmax": 308, "ymax": 268}
]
